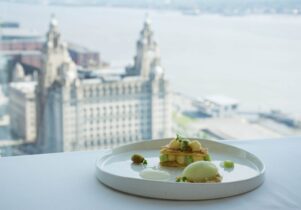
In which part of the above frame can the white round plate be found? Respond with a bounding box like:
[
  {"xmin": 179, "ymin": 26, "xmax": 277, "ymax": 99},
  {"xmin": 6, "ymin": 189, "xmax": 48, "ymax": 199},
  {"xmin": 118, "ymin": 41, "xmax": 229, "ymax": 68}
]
[{"xmin": 95, "ymin": 138, "xmax": 265, "ymax": 200}]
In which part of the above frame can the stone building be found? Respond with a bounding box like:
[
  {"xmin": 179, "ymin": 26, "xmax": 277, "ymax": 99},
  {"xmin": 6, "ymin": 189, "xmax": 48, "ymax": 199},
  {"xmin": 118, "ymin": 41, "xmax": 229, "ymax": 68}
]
[
  {"xmin": 9, "ymin": 81, "xmax": 37, "ymax": 142},
  {"xmin": 36, "ymin": 16, "xmax": 172, "ymax": 152}
]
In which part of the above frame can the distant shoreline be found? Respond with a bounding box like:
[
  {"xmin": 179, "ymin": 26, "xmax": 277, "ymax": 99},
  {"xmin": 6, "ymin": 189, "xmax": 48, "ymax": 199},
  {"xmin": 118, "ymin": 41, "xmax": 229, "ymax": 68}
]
[{"xmin": 1, "ymin": 1, "xmax": 300, "ymax": 16}]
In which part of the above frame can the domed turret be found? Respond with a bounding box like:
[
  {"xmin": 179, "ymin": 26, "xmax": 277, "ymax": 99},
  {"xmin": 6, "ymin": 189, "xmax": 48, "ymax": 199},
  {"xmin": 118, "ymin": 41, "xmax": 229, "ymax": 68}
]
[
  {"xmin": 145, "ymin": 13, "xmax": 151, "ymax": 25},
  {"xmin": 150, "ymin": 64, "xmax": 164, "ymax": 80},
  {"xmin": 126, "ymin": 15, "xmax": 159, "ymax": 78},
  {"xmin": 45, "ymin": 14, "xmax": 61, "ymax": 51},
  {"xmin": 50, "ymin": 14, "xmax": 58, "ymax": 27},
  {"xmin": 153, "ymin": 66, "xmax": 164, "ymax": 75},
  {"xmin": 57, "ymin": 58, "xmax": 77, "ymax": 86},
  {"xmin": 150, "ymin": 44, "xmax": 164, "ymax": 80},
  {"xmin": 12, "ymin": 62, "xmax": 25, "ymax": 82}
]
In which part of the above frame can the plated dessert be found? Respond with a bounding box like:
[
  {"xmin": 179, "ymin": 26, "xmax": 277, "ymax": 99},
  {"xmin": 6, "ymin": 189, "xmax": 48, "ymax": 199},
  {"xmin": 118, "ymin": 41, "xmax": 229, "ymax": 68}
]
[
  {"xmin": 159, "ymin": 135, "xmax": 210, "ymax": 167},
  {"xmin": 130, "ymin": 135, "xmax": 226, "ymax": 183},
  {"xmin": 97, "ymin": 137, "xmax": 264, "ymax": 200}
]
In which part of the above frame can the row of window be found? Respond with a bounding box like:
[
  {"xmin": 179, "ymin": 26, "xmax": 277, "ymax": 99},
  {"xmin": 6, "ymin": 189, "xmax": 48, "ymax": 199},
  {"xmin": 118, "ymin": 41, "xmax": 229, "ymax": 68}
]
[
  {"xmin": 82, "ymin": 110, "xmax": 149, "ymax": 117},
  {"xmin": 83, "ymin": 127, "xmax": 150, "ymax": 136},
  {"xmin": 82, "ymin": 85, "xmax": 151, "ymax": 98},
  {"xmin": 83, "ymin": 119, "xmax": 150, "ymax": 128},
  {"xmin": 84, "ymin": 116, "xmax": 149, "ymax": 123},
  {"xmin": 83, "ymin": 135, "xmax": 141, "ymax": 148},
  {"xmin": 82, "ymin": 103, "xmax": 149, "ymax": 112}
]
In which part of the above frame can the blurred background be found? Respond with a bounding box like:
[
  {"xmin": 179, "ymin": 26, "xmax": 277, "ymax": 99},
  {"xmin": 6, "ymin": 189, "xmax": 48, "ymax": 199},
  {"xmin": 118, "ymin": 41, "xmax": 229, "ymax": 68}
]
[{"xmin": 0, "ymin": 0, "xmax": 301, "ymax": 156}]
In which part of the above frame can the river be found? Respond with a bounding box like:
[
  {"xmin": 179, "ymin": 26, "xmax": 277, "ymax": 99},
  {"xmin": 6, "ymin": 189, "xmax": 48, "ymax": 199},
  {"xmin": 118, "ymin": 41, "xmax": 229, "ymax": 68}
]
[{"xmin": 1, "ymin": 2, "xmax": 301, "ymax": 115}]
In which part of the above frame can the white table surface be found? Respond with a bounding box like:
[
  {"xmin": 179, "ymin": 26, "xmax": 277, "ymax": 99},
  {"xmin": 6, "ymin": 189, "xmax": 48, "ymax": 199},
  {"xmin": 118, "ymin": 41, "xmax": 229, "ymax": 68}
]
[{"xmin": 1, "ymin": 138, "xmax": 301, "ymax": 210}]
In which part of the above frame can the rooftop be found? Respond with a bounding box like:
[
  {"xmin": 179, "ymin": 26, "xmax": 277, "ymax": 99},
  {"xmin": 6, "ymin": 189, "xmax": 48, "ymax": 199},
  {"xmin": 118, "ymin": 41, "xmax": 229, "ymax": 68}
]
[
  {"xmin": 68, "ymin": 42, "xmax": 98, "ymax": 53},
  {"xmin": 9, "ymin": 81, "xmax": 37, "ymax": 94},
  {"xmin": 79, "ymin": 67, "xmax": 128, "ymax": 82}
]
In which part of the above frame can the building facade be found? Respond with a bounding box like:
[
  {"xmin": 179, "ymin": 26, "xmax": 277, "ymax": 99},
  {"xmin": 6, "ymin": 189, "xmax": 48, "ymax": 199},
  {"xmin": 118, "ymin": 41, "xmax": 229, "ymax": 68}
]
[
  {"xmin": 9, "ymin": 81, "xmax": 37, "ymax": 142},
  {"xmin": 37, "ymin": 17, "xmax": 172, "ymax": 153}
]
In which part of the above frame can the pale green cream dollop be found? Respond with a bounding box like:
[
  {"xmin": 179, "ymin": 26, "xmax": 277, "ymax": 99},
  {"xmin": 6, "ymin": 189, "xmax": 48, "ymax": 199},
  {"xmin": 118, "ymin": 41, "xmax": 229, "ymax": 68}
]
[
  {"xmin": 140, "ymin": 168, "xmax": 170, "ymax": 181},
  {"xmin": 182, "ymin": 161, "xmax": 218, "ymax": 182}
]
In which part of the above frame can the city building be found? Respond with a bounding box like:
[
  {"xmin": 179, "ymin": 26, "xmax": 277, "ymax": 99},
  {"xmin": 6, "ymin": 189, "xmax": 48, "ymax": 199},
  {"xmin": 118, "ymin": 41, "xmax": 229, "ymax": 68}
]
[
  {"xmin": 0, "ymin": 40, "xmax": 101, "ymax": 70},
  {"xmin": 0, "ymin": 20, "xmax": 101, "ymax": 85},
  {"xmin": 68, "ymin": 43, "xmax": 100, "ymax": 68},
  {"xmin": 9, "ymin": 81, "xmax": 37, "ymax": 142},
  {"xmin": 36, "ymin": 16, "xmax": 172, "ymax": 153}
]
